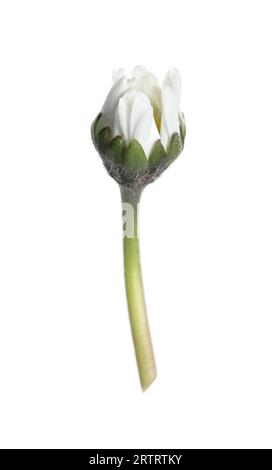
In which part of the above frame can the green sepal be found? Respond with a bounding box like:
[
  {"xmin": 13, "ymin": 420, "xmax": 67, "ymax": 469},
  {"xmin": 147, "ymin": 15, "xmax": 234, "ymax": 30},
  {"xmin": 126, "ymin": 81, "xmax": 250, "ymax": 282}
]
[
  {"xmin": 179, "ymin": 113, "xmax": 186, "ymax": 145},
  {"xmin": 106, "ymin": 136, "xmax": 125, "ymax": 164},
  {"xmin": 168, "ymin": 133, "xmax": 182, "ymax": 160},
  {"xmin": 91, "ymin": 113, "xmax": 102, "ymax": 148},
  {"xmin": 97, "ymin": 127, "xmax": 111, "ymax": 156},
  {"xmin": 148, "ymin": 140, "xmax": 166, "ymax": 167},
  {"xmin": 124, "ymin": 139, "xmax": 148, "ymax": 171}
]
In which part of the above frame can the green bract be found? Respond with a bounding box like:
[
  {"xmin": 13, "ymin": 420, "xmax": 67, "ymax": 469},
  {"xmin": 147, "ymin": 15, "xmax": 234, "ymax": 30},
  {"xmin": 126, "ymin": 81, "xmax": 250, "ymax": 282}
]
[{"xmin": 91, "ymin": 113, "xmax": 186, "ymax": 188}]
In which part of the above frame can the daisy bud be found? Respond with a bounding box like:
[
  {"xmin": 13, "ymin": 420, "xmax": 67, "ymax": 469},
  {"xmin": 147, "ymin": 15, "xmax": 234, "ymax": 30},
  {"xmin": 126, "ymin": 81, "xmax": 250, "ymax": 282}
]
[{"xmin": 91, "ymin": 66, "xmax": 185, "ymax": 188}]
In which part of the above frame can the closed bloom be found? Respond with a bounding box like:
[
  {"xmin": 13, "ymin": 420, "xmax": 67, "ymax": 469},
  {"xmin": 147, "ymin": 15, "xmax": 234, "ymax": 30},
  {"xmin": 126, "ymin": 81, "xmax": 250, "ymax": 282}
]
[{"xmin": 92, "ymin": 66, "xmax": 185, "ymax": 186}]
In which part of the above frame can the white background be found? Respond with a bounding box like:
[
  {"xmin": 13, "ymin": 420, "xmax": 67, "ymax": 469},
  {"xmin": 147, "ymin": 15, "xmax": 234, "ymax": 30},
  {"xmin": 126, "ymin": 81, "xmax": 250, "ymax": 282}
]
[{"xmin": 0, "ymin": 0, "xmax": 272, "ymax": 449}]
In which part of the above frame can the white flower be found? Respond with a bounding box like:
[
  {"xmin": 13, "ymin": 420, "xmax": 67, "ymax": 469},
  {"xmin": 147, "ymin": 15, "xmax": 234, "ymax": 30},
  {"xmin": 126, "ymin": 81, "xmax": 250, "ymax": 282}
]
[{"xmin": 97, "ymin": 66, "xmax": 183, "ymax": 156}]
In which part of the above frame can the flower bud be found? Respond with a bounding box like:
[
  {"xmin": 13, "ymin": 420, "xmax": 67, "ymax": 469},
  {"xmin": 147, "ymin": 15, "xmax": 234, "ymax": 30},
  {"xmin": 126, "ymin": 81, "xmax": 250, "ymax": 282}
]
[{"xmin": 91, "ymin": 66, "xmax": 186, "ymax": 188}]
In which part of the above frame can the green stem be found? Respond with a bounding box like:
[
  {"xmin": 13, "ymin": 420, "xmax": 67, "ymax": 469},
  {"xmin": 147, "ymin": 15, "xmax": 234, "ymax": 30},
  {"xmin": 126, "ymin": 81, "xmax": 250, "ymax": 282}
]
[{"xmin": 120, "ymin": 186, "xmax": 157, "ymax": 391}]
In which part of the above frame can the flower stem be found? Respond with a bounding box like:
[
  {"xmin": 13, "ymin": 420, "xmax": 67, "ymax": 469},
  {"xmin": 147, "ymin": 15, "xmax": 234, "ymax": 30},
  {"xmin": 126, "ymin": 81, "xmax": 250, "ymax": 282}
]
[{"xmin": 120, "ymin": 186, "xmax": 157, "ymax": 391}]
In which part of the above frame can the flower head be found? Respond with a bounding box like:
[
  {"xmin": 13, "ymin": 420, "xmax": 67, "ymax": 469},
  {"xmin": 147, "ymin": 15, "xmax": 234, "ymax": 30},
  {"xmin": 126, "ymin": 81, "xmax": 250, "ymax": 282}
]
[{"xmin": 91, "ymin": 66, "xmax": 185, "ymax": 187}]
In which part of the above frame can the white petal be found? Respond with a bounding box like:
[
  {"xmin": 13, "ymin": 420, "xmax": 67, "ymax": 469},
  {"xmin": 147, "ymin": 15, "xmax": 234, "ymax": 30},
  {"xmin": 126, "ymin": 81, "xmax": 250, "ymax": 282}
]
[
  {"xmin": 98, "ymin": 76, "xmax": 132, "ymax": 132},
  {"xmin": 160, "ymin": 85, "xmax": 180, "ymax": 150},
  {"xmin": 113, "ymin": 90, "xmax": 159, "ymax": 156},
  {"xmin": 134, "ymin": 113, "xmax": 160, "ymax": 156},
  {"xmin": 113, "ymin": 89, "xmax": 137, "ymax": 141},
  {"xmin": 102, "ymin": 77, "xmax": 127, "ymax": 116},
  {"xmin": 132, "ymin": 65, "xmax": 149, "ymax": 79},
  {"xmin": 163, "ymin": 68, "xmax": 182, "ymax": 104},
  {"xmin": 129, "ymin": 92, "xmax": 150, "ymax": 136},
  {"xmin": 132, "ymin": 66, "xmax": 161, "ymax": 119},
  {"xmin": 112, "ymin": 67, "xmax": 126, "ymax": 83},
  {"xmin": 129, "ymin": 92, "xmax": 159, "ymax": 155},
  {"xmin": 113, "ymin": 95, "xmax": 128, "ymax": 141}
]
